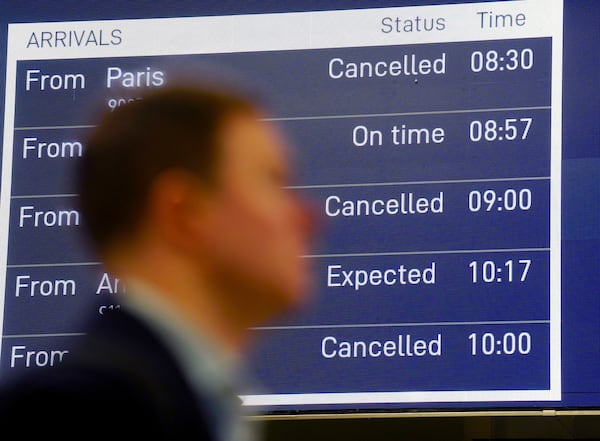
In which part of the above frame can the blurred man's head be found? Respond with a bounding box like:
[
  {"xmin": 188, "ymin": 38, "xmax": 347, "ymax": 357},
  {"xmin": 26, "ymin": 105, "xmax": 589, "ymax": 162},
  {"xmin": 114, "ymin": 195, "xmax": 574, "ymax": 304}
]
[{"xmin": 78, "ymin": 85, "xmax": 314, "ymax": 348}]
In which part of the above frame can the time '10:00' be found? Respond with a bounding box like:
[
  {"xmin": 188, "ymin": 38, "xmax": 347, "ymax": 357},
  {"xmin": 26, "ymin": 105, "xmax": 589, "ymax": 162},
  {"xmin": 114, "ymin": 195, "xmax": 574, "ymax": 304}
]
[{"xmin": 469, "ymin": 332, "xmax": 532, "ymax": 356}]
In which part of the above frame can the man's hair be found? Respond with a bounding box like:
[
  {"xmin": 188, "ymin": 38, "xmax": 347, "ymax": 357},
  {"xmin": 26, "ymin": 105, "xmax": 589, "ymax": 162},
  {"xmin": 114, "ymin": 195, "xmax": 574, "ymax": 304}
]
[{"xmin": 77, "ymin": 85, "xmax": 256, "ymax": 253}]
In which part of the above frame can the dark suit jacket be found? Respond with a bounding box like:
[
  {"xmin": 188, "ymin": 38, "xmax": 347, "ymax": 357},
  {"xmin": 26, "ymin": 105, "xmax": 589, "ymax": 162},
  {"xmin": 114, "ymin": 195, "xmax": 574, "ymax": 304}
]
[{"xmin": 0, "ymin": 308, "xmax": 215, "ymax": 439}]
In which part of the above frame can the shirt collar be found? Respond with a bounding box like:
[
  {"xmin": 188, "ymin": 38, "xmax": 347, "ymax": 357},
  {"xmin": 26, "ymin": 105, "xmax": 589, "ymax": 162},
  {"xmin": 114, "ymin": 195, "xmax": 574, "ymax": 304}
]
[
  {"xmin": 118, "ymin": 279, "xmax": 259, "ymax": 441},
  {"xmin": 120, "ymin": 278, "xmax": 241, "ymax": 384}
]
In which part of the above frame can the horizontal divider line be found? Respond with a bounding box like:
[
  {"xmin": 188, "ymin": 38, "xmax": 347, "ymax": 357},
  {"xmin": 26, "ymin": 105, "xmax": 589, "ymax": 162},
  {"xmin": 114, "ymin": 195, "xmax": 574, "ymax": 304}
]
[
  {"xmin": 7, "ymin": 261, "xmax": 101, "ymax": 268},
  {"xmin": 3, "ymin": 332, "xmax": 86, "ymax": 339},
  {"xmin": 11, "ymin": 193, "xmax": 78, "ymax": 199},
  {"xmin": 264, "ymin": 106, "xmax": 552, "ymax": 122},
  {"xmin": 6, "ymin": 248, "xmax": 549, "ymax": 267},
  {"xmin": 14, "ymin": 124, "xmax": 96, "ymax": 131},
  {"xmin": 13, "ymin": 106, "xmax": 552, "ymax": 131},
  {"xmin": 286, "ymin": 176, "xmax": 551, "ymax": 190},
  {"xmin": 251, "ymin": 319, "xmax": 551, "ymax": 331},
  {"xmin": 303, "ymin": 247, "xmax": 550, "ymax": 258},
  {"xmin": 10, "ymin": 176, "xmax": 551, "ymax": 199},
  {"xmin": 4, "ymin": 320, "xmax": 550, "ymax": 337}
]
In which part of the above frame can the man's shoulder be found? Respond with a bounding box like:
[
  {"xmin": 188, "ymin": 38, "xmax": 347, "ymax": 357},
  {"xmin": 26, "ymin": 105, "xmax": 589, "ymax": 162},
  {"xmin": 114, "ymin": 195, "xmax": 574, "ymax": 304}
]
[{"xmin": 0, "ymin": 309, "xmax": 214, "ymax": 439}]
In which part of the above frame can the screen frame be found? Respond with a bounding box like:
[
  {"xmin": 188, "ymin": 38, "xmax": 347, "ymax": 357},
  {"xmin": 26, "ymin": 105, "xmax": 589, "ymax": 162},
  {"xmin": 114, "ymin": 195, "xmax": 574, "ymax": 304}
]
[{"xmin": 0, "ymin": 0, "xmax": 598, "ymax": 418}]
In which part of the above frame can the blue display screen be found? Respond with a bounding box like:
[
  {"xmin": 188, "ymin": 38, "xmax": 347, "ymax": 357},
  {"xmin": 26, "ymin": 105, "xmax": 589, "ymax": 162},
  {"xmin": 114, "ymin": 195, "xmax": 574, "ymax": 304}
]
[{"xmin": 0, "ymin": 0, "xmax": 598, "ymax": 413}]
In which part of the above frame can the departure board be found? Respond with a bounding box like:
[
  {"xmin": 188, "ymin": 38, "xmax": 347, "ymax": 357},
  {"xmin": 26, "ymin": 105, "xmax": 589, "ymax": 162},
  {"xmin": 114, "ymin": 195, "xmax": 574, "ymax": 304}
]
[{"xmin": 0, "ymin": 0, "xmax": 584, "ymax": 412}]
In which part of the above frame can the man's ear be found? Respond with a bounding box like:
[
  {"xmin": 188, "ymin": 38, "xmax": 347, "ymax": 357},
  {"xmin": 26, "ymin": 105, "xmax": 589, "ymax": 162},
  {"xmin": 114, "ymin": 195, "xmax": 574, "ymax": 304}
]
[{"xmin": 147, "ymin": 170, "xmax": 214, "ymax": 252}]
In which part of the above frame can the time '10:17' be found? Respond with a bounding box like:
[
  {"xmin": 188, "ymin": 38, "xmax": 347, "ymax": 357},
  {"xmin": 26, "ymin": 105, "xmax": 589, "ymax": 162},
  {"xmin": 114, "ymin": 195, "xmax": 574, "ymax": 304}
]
[{"xmin": 469, "ymin": 259, "xmax": 531, "ymax": 283}]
